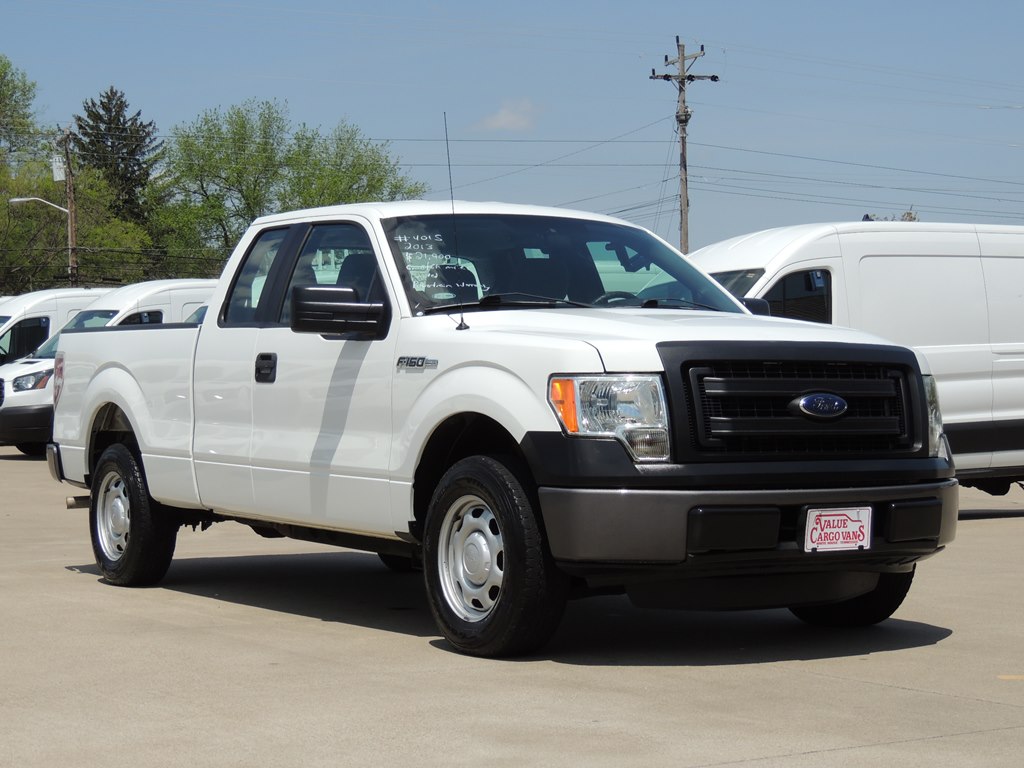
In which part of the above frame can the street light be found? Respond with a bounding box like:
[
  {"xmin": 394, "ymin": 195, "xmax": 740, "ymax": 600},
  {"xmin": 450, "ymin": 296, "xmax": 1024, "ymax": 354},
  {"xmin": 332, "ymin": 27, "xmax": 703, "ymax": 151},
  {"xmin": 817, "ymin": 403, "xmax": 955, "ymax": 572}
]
[{"xmin": 8, "ymin": 196, "xmax": 77, "ymax": 285}]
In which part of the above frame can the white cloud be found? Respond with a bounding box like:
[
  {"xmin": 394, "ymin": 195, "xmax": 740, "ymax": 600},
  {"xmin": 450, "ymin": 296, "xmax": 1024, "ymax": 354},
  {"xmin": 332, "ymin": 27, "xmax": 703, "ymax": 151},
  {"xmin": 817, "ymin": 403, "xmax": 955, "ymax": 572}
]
[{"xmin": 476, "ymin": 99, "xmax": 539, "ymax": 132}]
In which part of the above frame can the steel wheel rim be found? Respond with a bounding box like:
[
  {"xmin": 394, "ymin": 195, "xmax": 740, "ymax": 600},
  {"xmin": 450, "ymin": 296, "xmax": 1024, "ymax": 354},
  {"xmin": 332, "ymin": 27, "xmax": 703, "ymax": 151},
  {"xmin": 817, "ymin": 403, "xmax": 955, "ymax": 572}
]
[
  {"xmin": 438, "ymin": 493, "xmax": 504, "ymax": 622},
  {"xmin": 96, "ymin": 469, "xmax": 130, "ymax": 562}
]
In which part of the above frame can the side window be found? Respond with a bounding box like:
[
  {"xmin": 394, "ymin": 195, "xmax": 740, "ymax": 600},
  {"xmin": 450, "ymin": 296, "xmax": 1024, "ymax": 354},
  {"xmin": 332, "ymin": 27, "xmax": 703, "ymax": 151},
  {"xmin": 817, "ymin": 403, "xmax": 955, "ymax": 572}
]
[
  {"xmin": 119, "ymin": 310, "xmax": 163, "ymax": 325},
  {"xmin": 224, "ymin": 228, "xmax": 290, "ymax": 325},
  {"xmin": 0, "ymin": 316, "xmax": 50, "ymax": 364},
  {"xmin": 280, "ymin": 223, "xmax": 381, "ymax": 322},
  {"xmin": 764, "ymin": 269, "xmax": 832, "ymax": 323}
]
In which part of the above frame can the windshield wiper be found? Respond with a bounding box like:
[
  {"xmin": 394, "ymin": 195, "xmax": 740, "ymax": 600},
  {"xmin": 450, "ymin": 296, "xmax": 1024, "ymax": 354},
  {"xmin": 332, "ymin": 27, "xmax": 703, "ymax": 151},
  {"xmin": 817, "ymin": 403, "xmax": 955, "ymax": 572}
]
[
  {"xmin": 420, "ymin": 293, "xmax": 591, "ymax": 314},
  {"xmin": 639, "ymin": 297, "xmax": 724, "ymax": 312}
]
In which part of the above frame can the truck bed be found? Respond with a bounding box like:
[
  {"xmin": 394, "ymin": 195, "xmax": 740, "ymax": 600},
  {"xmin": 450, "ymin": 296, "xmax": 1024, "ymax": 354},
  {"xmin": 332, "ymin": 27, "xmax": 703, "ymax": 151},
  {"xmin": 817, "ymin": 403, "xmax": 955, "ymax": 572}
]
[{"xmin": 54, "ymin": 324, "xmax": 204, "ymax": 508}]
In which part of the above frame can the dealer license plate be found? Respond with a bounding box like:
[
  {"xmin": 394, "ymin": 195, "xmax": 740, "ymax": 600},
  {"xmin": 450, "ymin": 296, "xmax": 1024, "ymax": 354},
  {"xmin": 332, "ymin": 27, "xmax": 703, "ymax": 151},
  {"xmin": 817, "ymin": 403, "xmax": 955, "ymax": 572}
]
[{"xmin": 804, "ymin": 507, "xmax": 872, "ymax": 552}]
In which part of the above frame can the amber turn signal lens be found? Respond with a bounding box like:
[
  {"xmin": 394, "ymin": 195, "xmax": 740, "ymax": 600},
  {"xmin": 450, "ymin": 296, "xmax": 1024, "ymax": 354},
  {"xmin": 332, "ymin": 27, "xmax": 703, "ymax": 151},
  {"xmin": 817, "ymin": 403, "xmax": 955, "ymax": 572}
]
[{"xmin": 549, "ymin": 378, "xmax": 579, "ymax": 433}]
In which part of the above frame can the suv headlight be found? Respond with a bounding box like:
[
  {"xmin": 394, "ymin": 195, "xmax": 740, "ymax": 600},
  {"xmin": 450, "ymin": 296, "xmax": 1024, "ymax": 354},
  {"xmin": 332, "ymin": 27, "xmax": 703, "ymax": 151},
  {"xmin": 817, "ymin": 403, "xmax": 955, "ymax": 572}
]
[
  {"xmin": 923, "ymin": 374, "xmax": 949, "ymax": 461},
  {"xmin": 549, "ymin": 375, "xmax": 670, "ymax": 462},
  {"xmin": 12, "ymin": 369, "xmax": 54, "ymax": 392}
]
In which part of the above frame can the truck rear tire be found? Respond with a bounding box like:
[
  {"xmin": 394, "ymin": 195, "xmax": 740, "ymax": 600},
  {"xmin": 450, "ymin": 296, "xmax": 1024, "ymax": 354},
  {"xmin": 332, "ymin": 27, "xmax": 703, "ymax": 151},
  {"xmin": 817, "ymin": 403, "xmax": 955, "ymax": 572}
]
[
  {"xmin": 90, "ymin": 443, "xmax": 177, "ymax": 586},
  {"xmin": 423, "ymin": 455, "xmax": 568, "ymax": 657},
  {"xmin": 789, "ymin": 568, "xmax": 915, "ymax": 627}
]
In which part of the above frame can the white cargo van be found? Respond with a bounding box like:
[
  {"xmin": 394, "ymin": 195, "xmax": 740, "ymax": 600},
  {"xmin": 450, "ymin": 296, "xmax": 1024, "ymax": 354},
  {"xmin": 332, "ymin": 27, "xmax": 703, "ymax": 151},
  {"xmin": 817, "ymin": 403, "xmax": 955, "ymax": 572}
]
[
  {"xmin": 0, "ymin": 279, "xmax": 215, "ymax": 455},
  {"xmin": 689, "ymin": 221, "xmax": 1024, "ymax": 494},
  {"xmin": 0, "ymin": 287, "xmax": 111, "ymax": 366}
]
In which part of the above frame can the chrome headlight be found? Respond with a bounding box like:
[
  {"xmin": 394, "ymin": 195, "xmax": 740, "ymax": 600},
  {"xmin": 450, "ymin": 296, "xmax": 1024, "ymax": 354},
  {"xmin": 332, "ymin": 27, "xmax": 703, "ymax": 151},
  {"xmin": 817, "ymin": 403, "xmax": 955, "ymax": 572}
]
[
  {"xmin": 549, "ymin": 375, "xmax": 670, "ymax": 462},
  {"xmin": 12, "ymin": 369, "xmax": 54, "ymax": 392},
  {"xmin": 923, "ymin": 374, "xmax": 948, "ymax": 460}
]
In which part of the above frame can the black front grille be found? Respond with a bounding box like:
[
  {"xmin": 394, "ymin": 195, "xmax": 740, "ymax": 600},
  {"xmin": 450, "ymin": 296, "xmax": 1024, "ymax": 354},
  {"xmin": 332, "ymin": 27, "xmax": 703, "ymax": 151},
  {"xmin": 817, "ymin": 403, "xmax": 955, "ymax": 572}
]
[
  {"xmin": 687, "ymin": 360, "xmax": 909, "ymax": 455},
  {"xmin": 657, "ymin": 342, "xmax": 925, "ymax": 462}
]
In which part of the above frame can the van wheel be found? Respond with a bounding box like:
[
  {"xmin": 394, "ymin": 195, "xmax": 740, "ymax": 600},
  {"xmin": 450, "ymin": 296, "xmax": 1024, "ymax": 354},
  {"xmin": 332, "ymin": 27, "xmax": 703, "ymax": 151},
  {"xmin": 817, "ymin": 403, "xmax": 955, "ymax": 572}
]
[
  {"xmin": 16, "ymin": 443, "xmax": 46, "ymax": 457},
  {"xmin": 789, "ymin": 568, "xmax": 915, "ymax": 627},
  {"xmin": 90, "ymin": 444, "xmax": 177, "ymax": 586},
  {"xmin": 423, "ymin": 456, "xmax": 567, "ymax": 657}
]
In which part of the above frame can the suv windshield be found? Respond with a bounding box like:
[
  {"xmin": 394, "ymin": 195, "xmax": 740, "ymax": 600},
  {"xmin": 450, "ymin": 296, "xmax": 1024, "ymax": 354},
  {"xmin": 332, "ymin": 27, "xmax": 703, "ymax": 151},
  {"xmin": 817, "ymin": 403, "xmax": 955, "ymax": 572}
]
[{"xmin": 382, "ymin": 214, "xmax": 741, "ymax": 314}]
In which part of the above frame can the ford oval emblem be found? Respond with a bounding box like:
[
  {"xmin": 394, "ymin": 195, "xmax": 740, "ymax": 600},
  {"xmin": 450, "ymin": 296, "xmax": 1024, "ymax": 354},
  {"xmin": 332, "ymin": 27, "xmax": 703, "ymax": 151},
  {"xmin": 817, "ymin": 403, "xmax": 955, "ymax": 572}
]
[{"xmin": 794, "ymin": 393, "xmax": 848, "ymax": 420}]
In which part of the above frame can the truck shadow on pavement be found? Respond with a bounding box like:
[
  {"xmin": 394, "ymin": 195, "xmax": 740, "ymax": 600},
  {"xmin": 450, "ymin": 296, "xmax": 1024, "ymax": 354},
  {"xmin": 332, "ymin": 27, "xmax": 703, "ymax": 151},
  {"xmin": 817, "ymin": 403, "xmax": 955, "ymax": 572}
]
[
  {"xmin": 0, "ymin": 452, "xmax": 44, "ymax": 462},
  {"xmin": 542, "ymin": 597, "xmax": 952, "ymax": 666},
  {"xmin": 71, "ymin": 549, "xmax": 953, "ymax": 666}
]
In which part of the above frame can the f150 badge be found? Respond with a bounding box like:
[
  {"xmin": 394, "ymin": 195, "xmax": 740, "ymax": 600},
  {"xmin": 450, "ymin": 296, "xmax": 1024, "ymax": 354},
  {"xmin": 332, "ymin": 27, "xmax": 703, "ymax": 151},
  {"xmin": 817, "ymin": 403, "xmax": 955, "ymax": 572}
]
[{"xmin": 397, "ymin": 356, "xmax": 439, "ymax": 370}]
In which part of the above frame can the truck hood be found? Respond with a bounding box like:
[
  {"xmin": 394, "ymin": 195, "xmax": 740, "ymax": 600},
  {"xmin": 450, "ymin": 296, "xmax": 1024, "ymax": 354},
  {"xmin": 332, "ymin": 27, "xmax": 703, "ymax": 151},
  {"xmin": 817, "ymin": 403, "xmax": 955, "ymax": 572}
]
[{"xmin": 444, "ymin": 308, "xmax": 923, "ymax": 372}]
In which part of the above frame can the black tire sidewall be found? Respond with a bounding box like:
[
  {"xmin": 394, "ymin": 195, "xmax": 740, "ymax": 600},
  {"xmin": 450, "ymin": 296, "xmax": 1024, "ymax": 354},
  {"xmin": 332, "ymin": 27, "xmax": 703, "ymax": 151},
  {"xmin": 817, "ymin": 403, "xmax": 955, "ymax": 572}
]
[
  {"xmin": 89, "ymin": 443, "xmax": 176, "ymax": 586},
  {"xmin": 423, "ymin": 455, "xmax": 565, "ymax": 656}
]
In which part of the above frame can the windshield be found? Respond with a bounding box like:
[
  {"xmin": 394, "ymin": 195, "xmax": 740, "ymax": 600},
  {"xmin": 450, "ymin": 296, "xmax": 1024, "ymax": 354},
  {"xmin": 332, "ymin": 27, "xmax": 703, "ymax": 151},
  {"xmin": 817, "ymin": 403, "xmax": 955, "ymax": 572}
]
[
  {"xmin": 709, "ymin": 269, "xmax": 765, "ymax": 299},
  {"xmin": 0, "ymin": 315, "xmax": 9, "ymax": 326},
  {"xmin": 30, "ymin": 309, "xmax": 118, "ymax": 359},
  {"xmin": 382, "ymin": 214, "xmax": 742, "ymax": 314}
]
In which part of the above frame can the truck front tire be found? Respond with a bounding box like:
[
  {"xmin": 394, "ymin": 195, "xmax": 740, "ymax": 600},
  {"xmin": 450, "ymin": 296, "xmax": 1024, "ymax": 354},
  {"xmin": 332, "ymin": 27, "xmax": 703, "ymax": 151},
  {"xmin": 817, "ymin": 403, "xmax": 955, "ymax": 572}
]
[
  {"xmin": 424, "ymin": 455, "xmax": 568, "ymax": 657},
  {"xmin": 90, "ymin": 444, "xmax": 177, "ymax": 586},
  {"xmin": 789, "ymin": 568, "xmax": 915, "ymax": 627}
]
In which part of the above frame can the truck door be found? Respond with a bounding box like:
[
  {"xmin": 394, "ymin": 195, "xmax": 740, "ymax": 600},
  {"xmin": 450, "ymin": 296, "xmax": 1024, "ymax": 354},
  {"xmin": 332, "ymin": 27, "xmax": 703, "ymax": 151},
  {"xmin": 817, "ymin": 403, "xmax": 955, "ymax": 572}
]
[
  {"xmin": 193, "ymin": 226, "xmax": 296, "ymax": 515},
  {"xmin": 248, "ymin": 220, "xmax": 398, "ymax": 535}
]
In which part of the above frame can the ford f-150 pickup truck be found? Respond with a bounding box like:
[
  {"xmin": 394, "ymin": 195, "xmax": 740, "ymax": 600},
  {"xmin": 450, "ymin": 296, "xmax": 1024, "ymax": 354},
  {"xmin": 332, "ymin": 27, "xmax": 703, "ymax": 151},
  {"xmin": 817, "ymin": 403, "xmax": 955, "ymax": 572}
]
[{"xmin": 48, "ymin": 201, "xmax": 957, "ymax": 656}]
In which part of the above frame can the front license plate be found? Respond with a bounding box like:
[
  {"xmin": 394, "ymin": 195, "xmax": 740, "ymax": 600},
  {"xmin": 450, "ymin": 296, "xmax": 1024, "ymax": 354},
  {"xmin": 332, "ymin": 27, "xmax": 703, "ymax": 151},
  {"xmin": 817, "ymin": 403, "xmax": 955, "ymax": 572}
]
[{"xmin": 804, "ymin": 507, "xmax": 872, "ymax": 552}]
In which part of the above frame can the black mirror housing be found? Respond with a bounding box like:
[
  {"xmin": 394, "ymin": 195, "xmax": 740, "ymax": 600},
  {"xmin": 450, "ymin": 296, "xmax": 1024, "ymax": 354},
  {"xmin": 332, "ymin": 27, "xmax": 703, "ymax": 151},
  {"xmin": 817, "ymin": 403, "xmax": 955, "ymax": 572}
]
[
  {"xmin": 740, "ymin": 297, "xmax": 771, "ymax": 316},
  {"xmin": 290, "ymin": 285, "xmax": 390, "ymax": 339}
]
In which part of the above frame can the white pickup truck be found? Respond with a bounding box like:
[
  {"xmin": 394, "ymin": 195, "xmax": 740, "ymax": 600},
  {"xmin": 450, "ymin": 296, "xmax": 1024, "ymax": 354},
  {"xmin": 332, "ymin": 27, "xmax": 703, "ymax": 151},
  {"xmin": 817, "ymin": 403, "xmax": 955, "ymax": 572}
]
[{"xmin": 49, "ymin": 201, "xmax": 958, "ymax": 656}]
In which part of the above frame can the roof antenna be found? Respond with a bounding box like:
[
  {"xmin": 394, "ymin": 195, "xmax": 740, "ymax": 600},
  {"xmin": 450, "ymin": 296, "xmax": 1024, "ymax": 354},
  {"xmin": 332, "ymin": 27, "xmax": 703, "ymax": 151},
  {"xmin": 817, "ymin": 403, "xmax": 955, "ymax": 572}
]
[{"xmin": 444, "ymin": 112, "xmax": 468, "ymax": 330}]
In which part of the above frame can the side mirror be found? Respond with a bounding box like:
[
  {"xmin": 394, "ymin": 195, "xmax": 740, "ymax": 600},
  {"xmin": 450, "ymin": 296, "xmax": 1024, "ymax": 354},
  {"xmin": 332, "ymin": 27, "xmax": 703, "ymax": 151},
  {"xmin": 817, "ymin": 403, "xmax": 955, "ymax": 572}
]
[
  {"xmin": 290, "ymin": 285, "xmax": 390, "ymax": 340},
  {"xmin": 740, "ymin": 297, "xmax": 771, "ymax": 316}
]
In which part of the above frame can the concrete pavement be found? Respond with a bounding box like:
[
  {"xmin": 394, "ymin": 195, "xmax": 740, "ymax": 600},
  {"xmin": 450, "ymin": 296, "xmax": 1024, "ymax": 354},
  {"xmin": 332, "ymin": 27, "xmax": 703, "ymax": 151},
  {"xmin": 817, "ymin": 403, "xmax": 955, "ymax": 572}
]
[{"xmin": 1, "ymin": 445, "xmax": 1022, "ymax": 766}]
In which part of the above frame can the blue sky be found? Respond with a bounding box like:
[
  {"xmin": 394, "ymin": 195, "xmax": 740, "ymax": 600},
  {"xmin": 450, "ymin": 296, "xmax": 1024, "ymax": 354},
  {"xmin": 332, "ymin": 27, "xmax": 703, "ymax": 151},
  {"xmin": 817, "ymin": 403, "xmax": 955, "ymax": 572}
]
[{"xmin": 5, "ymin": 0, "xmax": 1023, "ymax": 250}]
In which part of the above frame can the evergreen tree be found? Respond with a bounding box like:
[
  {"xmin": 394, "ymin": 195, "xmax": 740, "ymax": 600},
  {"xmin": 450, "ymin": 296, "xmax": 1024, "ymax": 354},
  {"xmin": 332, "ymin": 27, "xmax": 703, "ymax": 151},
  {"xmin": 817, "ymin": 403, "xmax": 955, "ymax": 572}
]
[{"xmin": 72, "ymin": 87, "xmax": 162, "ymax": 225}]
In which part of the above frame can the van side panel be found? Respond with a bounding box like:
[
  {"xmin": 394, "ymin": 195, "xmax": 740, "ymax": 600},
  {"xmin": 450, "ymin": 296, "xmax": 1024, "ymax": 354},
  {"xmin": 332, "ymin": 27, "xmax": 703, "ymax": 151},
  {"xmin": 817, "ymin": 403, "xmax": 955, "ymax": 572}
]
[
  {"xmin": 839, "ymin": 232, "xmax": 992, "ymax": 470},
  {"xmin": 979, "ymin": 232, "xmax": 1024, "ymax": 469}
]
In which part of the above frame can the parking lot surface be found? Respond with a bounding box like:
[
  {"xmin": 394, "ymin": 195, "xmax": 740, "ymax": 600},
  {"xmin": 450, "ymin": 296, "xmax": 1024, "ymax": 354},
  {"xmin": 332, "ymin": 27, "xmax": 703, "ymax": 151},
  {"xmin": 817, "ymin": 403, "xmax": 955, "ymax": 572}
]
[{"xmin": 2, "ymin": 445, "xmax": 1022, "ymax": 766}]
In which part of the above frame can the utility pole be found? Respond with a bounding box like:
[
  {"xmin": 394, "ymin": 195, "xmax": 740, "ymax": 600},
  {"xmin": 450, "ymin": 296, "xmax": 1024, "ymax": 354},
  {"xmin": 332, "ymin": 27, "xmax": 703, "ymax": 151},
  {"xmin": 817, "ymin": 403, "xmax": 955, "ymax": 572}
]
[
  {"xmin": 650, "ymin": 37, "xmax": 718, "ymax": 253},
  {"xmin": 60, "ymin": 126, "xmax": 78, "ymax": 285}
]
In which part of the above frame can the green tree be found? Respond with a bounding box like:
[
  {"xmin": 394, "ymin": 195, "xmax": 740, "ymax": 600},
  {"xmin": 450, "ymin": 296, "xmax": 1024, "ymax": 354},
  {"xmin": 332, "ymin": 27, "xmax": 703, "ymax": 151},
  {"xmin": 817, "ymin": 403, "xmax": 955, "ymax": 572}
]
[
  {"xmin": 1, "ymin": 159, "xmax": 67, "ymax": 293},
  {"xmin": 280, "ymin": 122, "xmax": 427, "ymax": 210},
  {"xmin": 162, "ymin": 99, "xmax": 426, "ymax": 258},
  {"xmin": 72, "ymin": 86, "xmax": 162, "ymax": 225},
  {"xmin": 72, "ymin": 168, "xmax": 151, "ymax": 284},
  {"xmin": 1, "ymin": 160, "xmax": 150, "ymax": 293},
  {"xmin": 0, "ymin": 54, "xmax": 38, "ymax": 160}
]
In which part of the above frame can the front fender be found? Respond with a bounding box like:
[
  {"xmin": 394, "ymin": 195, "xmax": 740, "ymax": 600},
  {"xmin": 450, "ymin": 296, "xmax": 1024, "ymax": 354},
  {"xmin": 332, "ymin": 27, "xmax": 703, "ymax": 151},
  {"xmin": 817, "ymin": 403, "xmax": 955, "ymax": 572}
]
[{"xmin": 394, "ymin": 362, "xmax": 560, "ymax": 482}]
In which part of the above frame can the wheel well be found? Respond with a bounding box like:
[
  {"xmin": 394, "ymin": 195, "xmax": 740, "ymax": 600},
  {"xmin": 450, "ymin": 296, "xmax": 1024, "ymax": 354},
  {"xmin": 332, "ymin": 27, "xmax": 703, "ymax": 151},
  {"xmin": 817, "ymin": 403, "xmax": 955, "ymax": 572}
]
[
  {"xmin": 88, "ymin": 404, "xmax": 139, "ymax": 481},
  {"xmin": 411, "ymin": 413, "xmax": 529, "ymax": 541}
]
